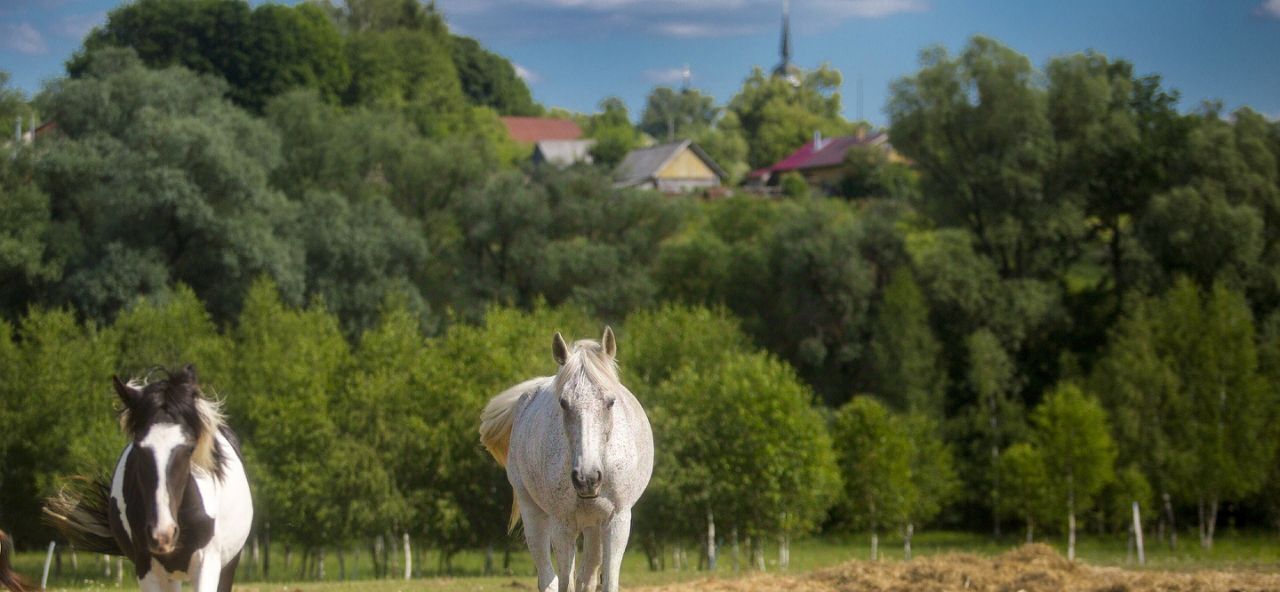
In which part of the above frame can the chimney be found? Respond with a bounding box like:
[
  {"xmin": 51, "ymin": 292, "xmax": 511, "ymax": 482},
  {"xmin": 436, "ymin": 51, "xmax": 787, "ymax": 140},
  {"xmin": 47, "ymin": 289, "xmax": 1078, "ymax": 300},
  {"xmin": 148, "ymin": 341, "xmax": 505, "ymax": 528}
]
[{"xmin": 813, "ymin": 130, "xmax": 824, "ymax": 151}]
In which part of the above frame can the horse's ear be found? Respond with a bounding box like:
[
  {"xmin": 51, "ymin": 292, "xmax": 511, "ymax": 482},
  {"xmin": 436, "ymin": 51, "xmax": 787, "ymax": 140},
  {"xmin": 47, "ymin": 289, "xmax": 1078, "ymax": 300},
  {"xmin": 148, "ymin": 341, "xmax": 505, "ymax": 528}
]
[
  {"xmin": 175, "ymin": 363, "xmax": 197, "ymax": 384},
  {"xmin": 602, "ymin": 326, "xmax": 616, "ymax": 359},
  {"xmin": 113, "ymin": 375, "xmax": 141, "ymax": 406},
  {"xmin": 552, "ymin": 332, "xmax": 569, "ymax": 366}
]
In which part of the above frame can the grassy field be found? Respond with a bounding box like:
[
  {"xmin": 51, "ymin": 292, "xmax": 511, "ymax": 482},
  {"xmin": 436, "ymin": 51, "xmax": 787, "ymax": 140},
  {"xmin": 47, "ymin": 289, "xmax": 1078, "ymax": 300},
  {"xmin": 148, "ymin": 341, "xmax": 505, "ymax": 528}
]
[{"xmin": 11, "ymin": 529, "xmax": 1280, "ymax": 591}]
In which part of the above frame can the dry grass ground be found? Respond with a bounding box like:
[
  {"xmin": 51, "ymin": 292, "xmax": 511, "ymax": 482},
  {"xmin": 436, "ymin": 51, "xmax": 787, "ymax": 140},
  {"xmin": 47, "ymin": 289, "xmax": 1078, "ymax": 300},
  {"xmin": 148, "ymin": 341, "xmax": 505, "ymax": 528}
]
[{"xmin": 635, "ymin": 544, "xmax": 1280, "ymax": 592}]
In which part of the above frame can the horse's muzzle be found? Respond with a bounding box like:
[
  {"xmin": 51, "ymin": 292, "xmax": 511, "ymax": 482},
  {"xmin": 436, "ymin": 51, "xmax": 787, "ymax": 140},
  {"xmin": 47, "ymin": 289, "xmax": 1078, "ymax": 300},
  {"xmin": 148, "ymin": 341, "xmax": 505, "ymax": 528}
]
[
  {"xmin": 571, "ymin": 468, "xmax": 603, "ymax": 498},
  {"xmin": 148, "ymin": 525, "xmax": 179, "ymax": 556}
]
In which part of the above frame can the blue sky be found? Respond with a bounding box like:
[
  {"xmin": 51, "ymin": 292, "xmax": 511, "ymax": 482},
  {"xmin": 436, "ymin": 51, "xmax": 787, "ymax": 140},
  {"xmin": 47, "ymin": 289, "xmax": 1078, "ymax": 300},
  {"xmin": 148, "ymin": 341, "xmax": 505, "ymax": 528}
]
[{"xmin": 3, "ymin": 0, "xmax": 1279, "ymax": 126}]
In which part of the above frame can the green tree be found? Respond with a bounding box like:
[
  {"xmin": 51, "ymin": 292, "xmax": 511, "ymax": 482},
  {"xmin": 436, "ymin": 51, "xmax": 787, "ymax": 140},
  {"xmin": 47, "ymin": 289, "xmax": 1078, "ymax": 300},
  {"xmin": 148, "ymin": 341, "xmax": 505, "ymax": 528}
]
[
  {"xmin": 839, "ymin": 144, "xmax": 918, "ymax": 200},
  {"xmin": 71, "ymin": 0, "xmax": 349, "ymax": 112},
  {"xmin": 889, "ymin": 36, "xmax": 1082, "ymax": 281},
  {"xmin": 727, "ymin": 66, "xmax": 850, "ymax": 168},
  {"xmin": 639, "ymin": 86, "xmax": 718, "ymax": 142},
  {"xmin": 587, "ymin": 97, "xmax": 640, "ymax": 168},
  {"xmin": 450, "ymin": 35, "xmax": 540, "ymax": 116},
  {"xmin": 964, "ymin": 328, "xmax": 1024, "ymax": 537},
  {"xmin": 900, "ymin": 413, "xmax": 959, "ymax": 559},
  {"xmin": 39, "ymin": 48, "xmax": 303, "ymax": 322},
  {"xmin": 1170, "ymin": 280, "xmax": 1274, "ymax": 548},
  {"xmin": 1090, "ymin": 296, "xmax": 1186, "ymax": 548},
  {"xmin": 867, "ymin": 269, "xmax": 945, "ymax": 417},
  {"xmin": 230, "ymin": 278, "xmax": 350, "ymax": 557},
  {"xmin": 655, "ymin": 351, "xmax": 839, "ymax": 569},
  {"xmin": 0, "ymin": 309, "xmax": 118, "ymax": 543},
  {"xmin": 996, "ymin": 442, "xmax": 1053, "ymax": 542},
  {"xmin": 831, "ymin": 396, "xmax": 910, "ymax": 560},
  {"xmin": 623, "ymin": 305, "xmax": 753, "ymax": 566},
  {"xmin": 1030, "ymin": 382, "xmax": 1116, "ymax": 561},
  {"xmin": 0, "ymin": 147, "xmax": 59, "ymax": 314}
]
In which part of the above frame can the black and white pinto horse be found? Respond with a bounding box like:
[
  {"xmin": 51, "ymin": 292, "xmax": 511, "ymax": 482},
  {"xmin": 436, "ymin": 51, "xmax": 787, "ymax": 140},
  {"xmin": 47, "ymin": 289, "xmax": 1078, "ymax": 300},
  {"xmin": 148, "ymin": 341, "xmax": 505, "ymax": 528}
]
[{"xmin": 45, "ymin": 365, "xmax": 252, "ymax": 592}]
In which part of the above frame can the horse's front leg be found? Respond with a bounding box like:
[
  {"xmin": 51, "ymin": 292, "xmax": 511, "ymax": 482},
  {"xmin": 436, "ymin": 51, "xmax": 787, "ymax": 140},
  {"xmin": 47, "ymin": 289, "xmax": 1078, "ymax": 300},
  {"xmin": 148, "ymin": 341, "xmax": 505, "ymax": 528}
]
[
  {"xmin": 551, "ymin": 521, "xmax": 578, "ymax": 592},
  {"xmin": 520, "ymin": 496, "xmax": 558, "ymax": 592},
  {"xmin": 138, "ymin": 568, "xmax": 180, "ymax": 592},
  {"xmin": 192, "ymin": 549, "xmax": 221, "ymax": 592},
  {"xmin": 576, "ymin": 526, "xmax": 602, "ymax": 592},
  {"xmin": 601, "ymin": 509, "xmax": 632, "ymax": 592}
]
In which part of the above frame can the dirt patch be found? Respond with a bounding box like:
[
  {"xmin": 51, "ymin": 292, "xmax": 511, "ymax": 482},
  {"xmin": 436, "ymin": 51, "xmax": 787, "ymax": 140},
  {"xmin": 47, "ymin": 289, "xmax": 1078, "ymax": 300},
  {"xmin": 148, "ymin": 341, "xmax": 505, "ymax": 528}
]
[{"xmin": 634, "ymin": 544, "xmax": 1280, "ymax": 592}]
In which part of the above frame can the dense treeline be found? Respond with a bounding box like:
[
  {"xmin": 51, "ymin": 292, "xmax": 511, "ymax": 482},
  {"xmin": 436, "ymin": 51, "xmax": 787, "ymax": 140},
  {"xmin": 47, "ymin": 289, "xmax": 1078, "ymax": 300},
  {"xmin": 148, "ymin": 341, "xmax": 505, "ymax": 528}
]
[{"xmin": 1, "ymin": 0, "xmax": 1279, "ymax": 575}]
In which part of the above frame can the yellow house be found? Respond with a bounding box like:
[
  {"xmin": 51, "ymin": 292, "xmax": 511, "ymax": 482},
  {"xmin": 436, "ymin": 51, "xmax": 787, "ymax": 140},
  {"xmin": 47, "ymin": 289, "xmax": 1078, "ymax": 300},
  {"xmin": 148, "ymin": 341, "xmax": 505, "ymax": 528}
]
[{"xmin": 613, "ymin": 140, "xmax": 726, "ymax": 193}]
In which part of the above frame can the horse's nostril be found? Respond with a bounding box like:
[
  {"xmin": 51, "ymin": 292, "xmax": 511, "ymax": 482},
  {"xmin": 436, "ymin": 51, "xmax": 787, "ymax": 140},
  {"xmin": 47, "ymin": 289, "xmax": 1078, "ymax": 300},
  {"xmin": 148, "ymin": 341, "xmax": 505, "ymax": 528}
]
[
  {"xmin": 571, "ymin": 469, "xmax": 581, "ymax": 485},
  {"xmin": 593, "ymin": 470, "xmax": 602, "ymax": 484}
]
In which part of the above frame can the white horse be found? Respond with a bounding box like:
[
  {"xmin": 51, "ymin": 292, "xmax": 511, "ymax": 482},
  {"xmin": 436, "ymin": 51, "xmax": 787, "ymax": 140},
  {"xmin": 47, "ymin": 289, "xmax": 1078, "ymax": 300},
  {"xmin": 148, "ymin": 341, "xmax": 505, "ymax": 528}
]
[{"xmin": 481, "ymin": 327, "xmax": 653, "ymax": 592}]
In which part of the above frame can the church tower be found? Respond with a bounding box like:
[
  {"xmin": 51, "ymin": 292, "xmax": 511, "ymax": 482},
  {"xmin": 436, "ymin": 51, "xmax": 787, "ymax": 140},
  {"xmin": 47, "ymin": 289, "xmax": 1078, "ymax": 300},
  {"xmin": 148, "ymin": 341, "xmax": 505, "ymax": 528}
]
[{"xmin": 771, "ymin": 0, "xmax": 800, "ymax": 85}]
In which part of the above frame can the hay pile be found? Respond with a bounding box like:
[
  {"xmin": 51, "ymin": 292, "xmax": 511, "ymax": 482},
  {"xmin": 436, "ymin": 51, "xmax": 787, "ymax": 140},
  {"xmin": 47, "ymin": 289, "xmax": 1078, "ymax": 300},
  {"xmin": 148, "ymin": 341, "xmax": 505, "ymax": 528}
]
[{"xmin": 634, "ymin": 544, "xmax": 1280, "ymax": 592}]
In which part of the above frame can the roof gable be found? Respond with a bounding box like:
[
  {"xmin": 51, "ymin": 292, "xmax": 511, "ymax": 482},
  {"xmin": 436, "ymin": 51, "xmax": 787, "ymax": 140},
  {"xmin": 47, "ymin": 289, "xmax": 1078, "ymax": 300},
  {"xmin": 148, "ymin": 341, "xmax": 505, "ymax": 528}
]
[
  {"xmin": 749, "ymin": 132, "xmax": 890, "ymax": 178},
  {"xmin": 501, "ymin": 117, "xmax": 583, "ymax": 143},
  {"xmin": 615, "ymin": 141, "xmax": 727, "ymax": 187}
]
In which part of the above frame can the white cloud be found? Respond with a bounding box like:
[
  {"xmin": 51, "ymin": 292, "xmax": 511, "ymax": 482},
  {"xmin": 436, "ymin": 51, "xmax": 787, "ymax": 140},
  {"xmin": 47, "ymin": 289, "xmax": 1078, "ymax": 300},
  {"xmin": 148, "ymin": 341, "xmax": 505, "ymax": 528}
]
[
  {"xmin": 814, "ymin": 0, "xmax": 929, "ymax": 19},
  {"xmin": 1257, "ymin": 0, "xmax": 1280, "ymax": 17},
  {"xmin": 644, "ymin": 67, "xmax": 687, "ymax": 84},
  {"xmin": 652, "ymin": 22, "xmax": 761, "ymax": 38},
  {"xmin": 52, "ymin": 11, "xmax": 105, "ymax": 39},
  {"xmin": 514, "ymin": 63, "xmax": 541, "ymax": 84},
  {"xmin": 0, "ymin": 23, "xmax": 47, "ymax": 54}
]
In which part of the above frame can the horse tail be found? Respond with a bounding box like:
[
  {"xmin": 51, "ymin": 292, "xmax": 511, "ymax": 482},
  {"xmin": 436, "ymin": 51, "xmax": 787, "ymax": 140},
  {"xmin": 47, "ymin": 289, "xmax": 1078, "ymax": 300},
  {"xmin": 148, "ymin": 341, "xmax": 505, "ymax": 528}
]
[
  {"xmin": 480, "ymin": 377, "xmax": 547, "ymax": 532},
  {"xmin": 0, "ymin": 529, "xmax": 30, "ymax": 592},
  {"xmin": 42, "ymin": 476, "xmax": 121, "ymax": 556}
]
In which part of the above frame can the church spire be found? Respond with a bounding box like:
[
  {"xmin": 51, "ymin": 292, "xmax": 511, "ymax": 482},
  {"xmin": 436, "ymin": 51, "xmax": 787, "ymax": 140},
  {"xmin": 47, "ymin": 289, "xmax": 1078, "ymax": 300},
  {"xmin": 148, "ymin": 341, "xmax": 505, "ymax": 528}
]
[{"xmin": 772, "ymin": 0, "xmax": 799, "ymax": 84}]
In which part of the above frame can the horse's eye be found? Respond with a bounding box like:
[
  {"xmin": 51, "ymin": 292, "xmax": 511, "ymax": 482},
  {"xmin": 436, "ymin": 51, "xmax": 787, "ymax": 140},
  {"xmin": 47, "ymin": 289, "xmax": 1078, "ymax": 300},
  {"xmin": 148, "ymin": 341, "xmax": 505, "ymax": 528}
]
[
  {"xmin": 605, "ymin": 398, "xmax": 616, "ymax": 409},
  {"xmin": 559, "ymin": 398, "xmax": 569, "ymax": 409}
]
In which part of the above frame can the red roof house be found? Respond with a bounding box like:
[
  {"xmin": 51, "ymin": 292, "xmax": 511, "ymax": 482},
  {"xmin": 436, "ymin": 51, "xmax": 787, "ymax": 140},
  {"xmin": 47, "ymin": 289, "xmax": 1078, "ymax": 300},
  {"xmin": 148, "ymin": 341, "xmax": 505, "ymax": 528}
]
[
  {"xmin": 747, "ymin": 131, "xmax": 897, "ymax": 191},
  {"xmin": 500, "ymin": 117, "xmax": 584, "ymax": 144}
]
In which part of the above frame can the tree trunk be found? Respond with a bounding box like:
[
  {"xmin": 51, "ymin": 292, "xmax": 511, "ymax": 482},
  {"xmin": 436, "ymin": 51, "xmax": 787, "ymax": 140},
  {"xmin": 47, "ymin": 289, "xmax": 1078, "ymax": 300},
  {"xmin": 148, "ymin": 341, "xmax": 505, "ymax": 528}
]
[
  {"xmin": 1200, "ymin": 497, "xmax": 1218, "ymax": 550},
  {"xmin": 731, "ymin": 528, "xmax": 741, "ymax": 573},
  {"xmin": 751, "ymin": 537, "xmax": 765, "ymax": 572},
  {"xmin": 990, "ymin": 395, "xmax": 1002, "ymax": 539},
  {"xmin": 485, "ymin": 542, "xmax": 494, "ymax": 575},
  {"xmin": 70, "ymin": 546, "xmax": 78, "ymax": 571},
  {"xmin": 1162, "ymin": 492, "xmax": 1177, "ymax": 550},
  {"xmin": 373, "ymin": 536, "xmax": 384, "ymax": 579},
  {"xmin": 284, "ymin": 544, "xmax": 292, "ymax": 577},
  {"xmin": 673, "ymin": 544, "xmax": 682, "ymax": 571},
  {"xmin": 903, "ymin": 523, "xmax": 913, "ymax": 561},
  {"xmin": 250, "ymin": 535, "xmax": 259, "ymax": 580},
  {"xmin": 706, "ymin": 509, "xmax": 717, "ymax": 571},
  {"xmin": 1133, "ymin": 501, "xmax": 1146, "ymax": 566},
  {"xmin": 1026, "ymin": 517, "xmax": 1034, "ymax": 543},
  {"xmin": 870, "ymin": 508, "xmax": 879, "ymax": 561},
  {"xmin": 1067, "ymin": 490, "xmax": 1077, "ymax": 562},
  {"xmin": 339, "ymin": 546, "xmax": 346, "ymax": 581},
  {"xmin": 318, "ymin": 547, "xmax": 326, "ymax": 580},
  {"xmin": 116, "ymin": 557, "xmax": 123, "ymax": 585},
  {"xmin": 262, "ymin": 524, "xmax": 271, "ymax": 580},
  {"xmin": 102, "ymin": 553, "xmax": 110, "ymax": 578},
  {"xmin": 403, "ymin": 532, "xmax": 412, "ymax": 580},
  {"xmin": 779, "ymin": 531, "xmax": 789, "ymax": 569}
]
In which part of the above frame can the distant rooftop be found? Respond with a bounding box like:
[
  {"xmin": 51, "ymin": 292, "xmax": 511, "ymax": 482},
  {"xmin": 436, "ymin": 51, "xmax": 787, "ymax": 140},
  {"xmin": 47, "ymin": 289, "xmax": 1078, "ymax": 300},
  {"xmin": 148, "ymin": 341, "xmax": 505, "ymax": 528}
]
[
  {"xmin": 749, "ymin": 131, "xmax": 889, "ymax": 178},
  {"xmin": 501, "ymin": 117, "xmax": 583, "ymax": 143}
]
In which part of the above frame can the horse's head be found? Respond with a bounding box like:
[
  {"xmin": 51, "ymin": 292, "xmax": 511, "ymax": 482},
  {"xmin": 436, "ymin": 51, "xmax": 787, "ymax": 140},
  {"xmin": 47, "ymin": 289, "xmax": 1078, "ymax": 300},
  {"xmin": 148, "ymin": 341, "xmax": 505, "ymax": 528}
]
[
  {"xmin": 112, "ymin": 364, "xmax": 221, "ymax": 556},
  {"xmin": 552, "ymin": 327, "xmax": 620, "ymax": 499}
]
